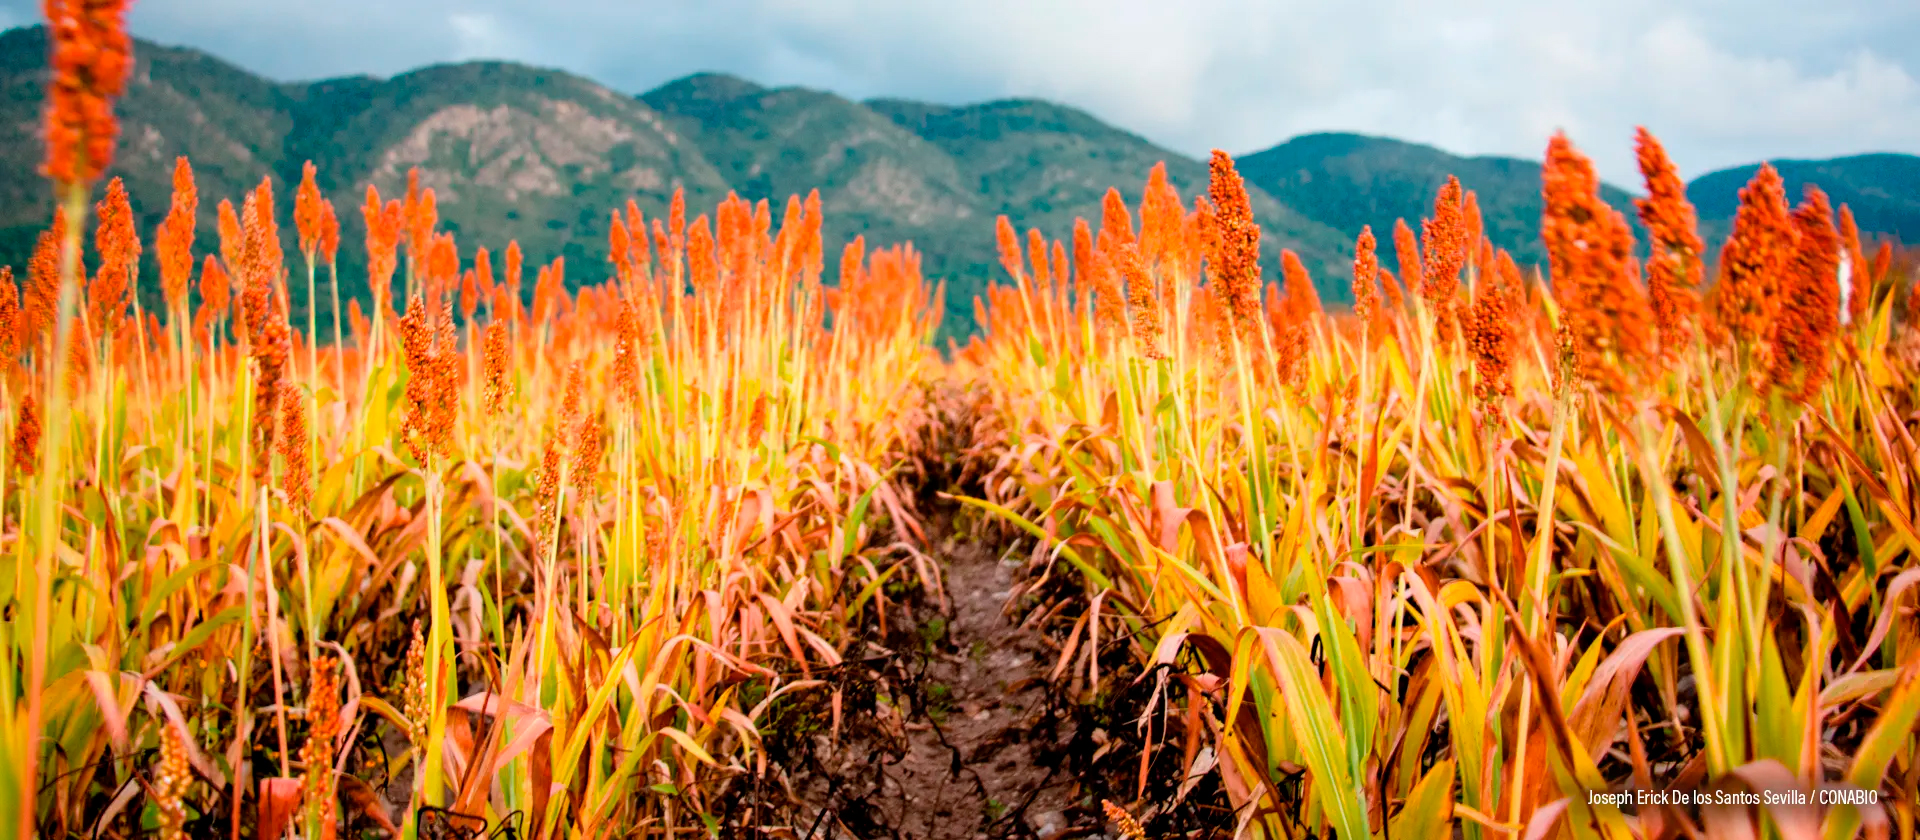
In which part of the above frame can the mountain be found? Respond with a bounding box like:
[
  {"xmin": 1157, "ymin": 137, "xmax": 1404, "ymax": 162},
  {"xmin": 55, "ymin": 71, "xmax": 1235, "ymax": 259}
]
[
  {"xmin": 0, "ymin": 25, "xmax": 732, "ymax": 327},
  {"xmin": 864, "ymin": 98, "xmax": 1354, "ymax": 303},
  {"xmin": 640, "ymin": 73, "xmax": 987, "ymax": 295},
  {"xmin": 0, "ymin": 25, "xmax": 1912, "ymax": 343}
]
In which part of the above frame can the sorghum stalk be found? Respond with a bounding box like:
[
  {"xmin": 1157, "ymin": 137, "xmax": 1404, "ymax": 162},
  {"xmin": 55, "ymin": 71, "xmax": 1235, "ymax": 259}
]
[{"xmin": 25, "ymin": 180, "xmax": 86, "ymax": 840}]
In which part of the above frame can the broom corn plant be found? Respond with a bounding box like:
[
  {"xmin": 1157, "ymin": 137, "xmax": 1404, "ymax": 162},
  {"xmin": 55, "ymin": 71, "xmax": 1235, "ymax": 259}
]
[{"xmin": 954, "ymin": 131, "xmax": 1920, "ymax": 840}]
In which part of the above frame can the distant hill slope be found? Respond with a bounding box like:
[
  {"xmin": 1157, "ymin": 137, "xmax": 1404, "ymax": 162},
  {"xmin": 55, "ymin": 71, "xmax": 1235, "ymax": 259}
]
[{"xmin": 0, "ymin": 25, "xmax": 1910, "ymax": 340}]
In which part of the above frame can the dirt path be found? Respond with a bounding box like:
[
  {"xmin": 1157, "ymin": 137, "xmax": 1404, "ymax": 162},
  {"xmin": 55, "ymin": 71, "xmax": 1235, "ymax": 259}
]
[
  {"xmin": 775, "ymin": 518, "xmax": 1096, "ymax": 840},
  {"xmin": 872, "ymin": 530, "xmax": 1082, "ymax": 840}
]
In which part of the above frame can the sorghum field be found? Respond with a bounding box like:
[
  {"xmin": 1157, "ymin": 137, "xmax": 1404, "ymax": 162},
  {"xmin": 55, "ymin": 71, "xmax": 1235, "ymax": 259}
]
[{"xmin": 5, "ymin": 5, "xmax": 1920, "ymax": 840}]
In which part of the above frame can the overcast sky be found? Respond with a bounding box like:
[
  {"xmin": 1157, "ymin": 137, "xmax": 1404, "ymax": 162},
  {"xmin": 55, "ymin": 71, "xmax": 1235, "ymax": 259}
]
[{"xmin": 4, "ymin": 0, "xmax": 1916, "ymax": 186}]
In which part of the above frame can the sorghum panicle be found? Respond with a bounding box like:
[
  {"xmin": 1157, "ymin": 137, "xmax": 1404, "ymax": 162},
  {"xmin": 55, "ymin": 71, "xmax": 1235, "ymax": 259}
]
[
  {"xmin": 295, "ymin": 161, "xmax": 323, "ymax": 258},
  {"xmin": 1542, "ymin": 132, "xmax": 1655, "ymax": 400},
  {"xmin": 1714, "ymin": 163, "xmax": 1796, "ymax": 370},
  {"xmin": 1467, "ymin": 250, "xmax": 1521, "ymax": 421},
  {"xmin": 89, "ymin": 176, "xmax": 138, "ymax": 337},
  {"xmin": 401, "ymin": 621, "xmax": 428, "ymax": 749},
  {"xmin": 1204, "ymin": 150, "xmax": 1263, "ymax": 343},
  {"xmin": 1421, "ymin": 176, "xmax": 1468, "ymax": 342},
  {"xmin": 41, "ymin": 0, "xmax": 134, "ymax": 187},
  {"xmin": 1351, "ymin": 226, "xmax": 1380, "ymax": 334},
  {"xmin": 1116, "ymin": 242, "xmax": 1164, "ymax": 359},
  {"xmin": 1103, "ymin": 801, "xmax": 1146, "ymax": 840},
  {"xmin": 157, "ymin": 157, "xmax": 197, "ymax": 312},
  {"xmin": 0, "ymin": 268, "xmax": 18, "ymax": 362},
  {"xmin": 302, "ymin": 656, "xmax": 341, "ymax": 840},
  {"xmin": 279, "ymin": 381, "xmax": 310, "ymax": 517},
  {"xmin": 154, "ymin": 723, "xmax": 191, "ymax": 840},
  {"xmin": 11, "ymin": 391, "xmax": 39, "ymax": 477},
  {"xmin": 1633, "ymin": 127, "xmax": 1705, "ymax": 363},
  {"xmin": 1770, "ymin": 186, "xmax": 1841, "ymax": 403}
]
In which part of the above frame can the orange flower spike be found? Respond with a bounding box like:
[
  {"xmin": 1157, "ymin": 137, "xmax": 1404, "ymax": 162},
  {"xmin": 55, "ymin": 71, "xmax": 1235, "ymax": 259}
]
[
  {"xmin": 11, "ymin": 391, "xmax": 39, "ymax": 477},
  {"xmin": 715, "ymin": 193, "xmax": 746, "ymax": 291},
  {"xmin": 752, "ymin": 196, "xmax": 771, "ymax": 262},
  {"xmin": 1542, "ymin": 131, "xmax": 1654, "ymax": 398},
  {"xmin": 1352, "ymin": 226, "xmax": 1381, "ymax": 332},
  {"xmin": 610, "ymin": 210, "xmax": 634, "ymax": 285},
  {"xmin": 218, "ymin": 199, "xmax": 243, "ymax": 276},
  {"xmin": 504, "ymin": 240, "xmax": 524, "ymax": 312},
  {"xmin": 1027, "ymin": 228, "xmax": 1051, "ymax": 300},
  {"xmin": 1139, "ymin": 162, "xmax": 1184, "ymax": 266},
  {"xmin": 22, "ymin": 216, "xmax": 65, "ymax": 352},
  {"xmin": 396, "ymin": 295, "xmax": 431, "ymax": 460},
  {"xmin": 1071, "ymin": 218, "xmax": 1094, "ymax": 296},
  {"xmin": 1380, "ymin": 267, "xmax": 1405, "ymax": 314},
  {"xmin": 427, "ymin": 232, "xmax": 458, "ymax": 300},
  {"xmin": 1462, "ymin": 189, "xmax": 1484, "ymax": 253},
  {"xmin": 687, "ymin": 216, "xmax": 717, "ymax": 300},
  {"xmin": 1714, "ymin": 162, "xmax": 1795, "ymax": 361},
  {"xmin": 459, "ymin": 269, "xmax": 478, "ymax": 323},
  {"xmin": 1088, "ymin": 244, "xmax": 1125, "ymax": 337},
  {"xmin": 1770, "ymin": 186, "xmax": 1841, "ymax": 402},
  {"xmin": 89, "ymin": 175, "xmax": 138, "ymax": 334},
  {"xmin": 1420, "ymin": 176, "xmax": 1468, "ymax": 338},
  {"xmin": 156, "ymin": 157, "xmax": 198, "ymax": 313},
  {"xmin": 1100, "ymin": 187, "xmax": 1136, "ymax": 250},
  {"xmin": 1117, "ymin": 242, "xmax": 1163, "ymax": 358},
  {"xmin": 480, "ymin": 320, "xmax": 511, "ymax": 414},
  {"xmin": 1205, "ymin": 150, "xmax": 1263, "ymax": 336},
  {"xmin": 197, "ymin": 255, "xmax": 229, "ymax": 325},
  {"xmin": 360, "ymin": 187, "xmax": 400, "ymax": 316},
  {"xmin": 294, "ymin": 160, "xmax": 323, "ymax": 257},
  {"xmin": 840, "ymin": 235, "xmax": 867, "ymax": 295},
  {"xmin": 415, "ymin": 188, "xmax": 438, "ymax": 267},
  {"xmin": 530, "ymin": 265, "xmax": 557, "ymax": 327},
  {"xmin": 571, "ymin": 407, "xmax": 603, "ymax": 504},
  {"xmin": 248, "ymin": 314, "xmax": 291, "ymax": 488},
  {"xmin": 1391, "ymin": 218, "xmax": 1421, "ymax": 306},
  {"xmin": 317, "ymin": 198, "xmax": 339, "ymax": 265},
  {"xmin": 40, "ymin": 0, "xmax": 135, "ymax": 187},
  {"xmin": 1837, "ymin": 205, "xmax": 1869, "ymax": 320},
  {"xmin": 300, "ymin": 657, "xmax": 341, "ymax": 840},
  {"xmin": 0, "ymin": 268, "xmax": 18, "ymax": 361},
  {"xmin": 1633, "ymin": 126, "xmax": 1705, "ymax": 361},
  {"xmin": 1281, "ymin": 249, "xmax": 1320, "ymax": 316},
  {"xmin": 994, "ymin": 216, "xmax": 1022, "ymax": 281},
  {"xmin": 800, "ymin": 189, "xmax": 824, "ymax": 280},
  {"xmin": 347, "ymin": 298, "xmax": 368, "ymax": 348},
  {"xmin": 1466, "ymin": 249, "xmax": 1521, "ymax": 421},
  {"xmin": 402, "ymin": 169, "xmax": 438, "ymax": 265},
  {"xmin": 245, "ymin": 178, "xmax": 284, "ymax": 311},
  {"xmin": 278, "ymin": 380, "xmax": 310, "ymax": 517},
  {"xmin": 1869, "ymin": 241, "xmax": 1892, "ymax": 288},
  {"xmin": 669, "ymin": 187, "xmax": 687, "ymax": 250},
  {"xmin": 772, "ymin": 195, "xmax": 801, "ymax": 278}
]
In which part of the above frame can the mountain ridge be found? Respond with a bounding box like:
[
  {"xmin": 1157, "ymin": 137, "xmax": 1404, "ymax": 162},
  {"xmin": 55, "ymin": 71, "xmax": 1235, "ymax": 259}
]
[{"xmin": 0, "ymin": 24, "xmax": 1912, "ymax": 341}]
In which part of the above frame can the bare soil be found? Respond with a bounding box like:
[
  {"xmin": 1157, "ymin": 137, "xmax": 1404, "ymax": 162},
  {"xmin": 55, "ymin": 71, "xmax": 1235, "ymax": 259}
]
[{"xmin": 762, "ymin": 525, "xmax": 1094, "ymax": 840}]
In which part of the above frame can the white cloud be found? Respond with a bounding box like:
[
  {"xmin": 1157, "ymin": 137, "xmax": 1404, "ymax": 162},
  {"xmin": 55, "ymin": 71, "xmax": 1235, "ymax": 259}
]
[{"xmin": 447, "ymin": 12, "xmax": 516, "ymax": 62}]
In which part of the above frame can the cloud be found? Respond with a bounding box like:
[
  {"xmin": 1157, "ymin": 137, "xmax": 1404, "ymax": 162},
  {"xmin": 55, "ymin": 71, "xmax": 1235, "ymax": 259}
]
[{"xmin": 6, "ymin": 0, "xmax": 1915, "ymax": 184}]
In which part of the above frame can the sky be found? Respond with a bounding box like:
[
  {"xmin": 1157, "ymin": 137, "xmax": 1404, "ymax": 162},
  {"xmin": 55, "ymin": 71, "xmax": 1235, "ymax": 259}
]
[{"xmin": 3, "ymin": 0, "xmax": 1917, "ymax": 186}]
